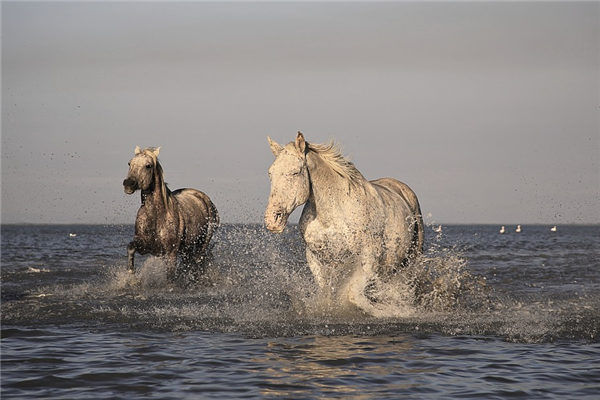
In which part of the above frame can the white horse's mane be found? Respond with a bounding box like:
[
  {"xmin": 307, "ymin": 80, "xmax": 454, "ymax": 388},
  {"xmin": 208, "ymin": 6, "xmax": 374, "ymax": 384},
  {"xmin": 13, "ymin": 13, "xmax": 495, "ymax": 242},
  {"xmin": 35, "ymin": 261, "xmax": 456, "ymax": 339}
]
[{"xmin": 307, "ymin": 141, "xmax": 364, "ymax": 184}]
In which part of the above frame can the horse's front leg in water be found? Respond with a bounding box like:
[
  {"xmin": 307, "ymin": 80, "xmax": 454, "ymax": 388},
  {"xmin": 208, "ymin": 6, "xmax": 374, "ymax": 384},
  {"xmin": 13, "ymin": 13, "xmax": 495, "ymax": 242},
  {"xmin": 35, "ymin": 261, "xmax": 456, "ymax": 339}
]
[
  {"xmin": 127, "ymin": 241, "xmax": 136, "ymax": 273},
  {"xmin": 346, "ymin": 254, "xmax": 377, "ymax": 313},
  {"xmin": 165, "ymin": 252, "xmax": 178, "ymax": 282},
  {"xmin": 306, "ymin": 250, "xmax": 327, "ymax": 290}
]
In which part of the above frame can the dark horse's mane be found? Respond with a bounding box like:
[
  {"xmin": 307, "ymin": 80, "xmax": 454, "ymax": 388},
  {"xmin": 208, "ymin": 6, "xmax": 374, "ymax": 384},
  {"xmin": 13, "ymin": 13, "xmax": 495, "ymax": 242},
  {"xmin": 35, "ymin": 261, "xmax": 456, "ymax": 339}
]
[{"xmin": 143, "ymin": 148, "xmax": 174, "ymax": 212}]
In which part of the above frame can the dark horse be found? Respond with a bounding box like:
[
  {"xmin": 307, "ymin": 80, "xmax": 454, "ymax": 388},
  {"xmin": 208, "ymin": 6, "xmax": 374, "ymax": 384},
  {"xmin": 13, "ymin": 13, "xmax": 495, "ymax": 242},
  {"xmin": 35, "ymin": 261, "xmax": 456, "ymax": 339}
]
[{"xmin": 123, "ymin": 146, "xmax": 219, "ymax": 281}]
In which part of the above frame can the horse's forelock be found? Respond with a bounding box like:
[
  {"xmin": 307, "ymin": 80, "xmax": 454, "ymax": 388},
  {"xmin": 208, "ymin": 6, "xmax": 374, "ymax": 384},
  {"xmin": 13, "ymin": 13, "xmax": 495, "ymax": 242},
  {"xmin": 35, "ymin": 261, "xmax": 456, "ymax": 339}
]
[
  {"xmin": 140, "ymin": 148, "xmax": 159, "ymax": 163},
  {"xmin": 140, "ymin": 148, "xmax": 163, "ymax": 180}
]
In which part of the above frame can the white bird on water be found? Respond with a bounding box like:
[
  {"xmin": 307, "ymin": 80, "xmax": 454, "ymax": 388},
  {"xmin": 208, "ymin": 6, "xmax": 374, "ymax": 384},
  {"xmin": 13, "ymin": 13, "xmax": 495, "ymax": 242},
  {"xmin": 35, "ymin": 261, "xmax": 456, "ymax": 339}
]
[
  {"xmin": 550, "ymin": 226, "xmax": 557, "ymax": 232},
  {"xmin": 499, "ymin": 226, "xmax": 505, "ymax": 234},
  {"xmin": 433, "ymin": 225, "xmax": 442, "ymax": 233},
  {"xmin": 516, "ymin": 225, "xmax": 522, "ymax": 233}
]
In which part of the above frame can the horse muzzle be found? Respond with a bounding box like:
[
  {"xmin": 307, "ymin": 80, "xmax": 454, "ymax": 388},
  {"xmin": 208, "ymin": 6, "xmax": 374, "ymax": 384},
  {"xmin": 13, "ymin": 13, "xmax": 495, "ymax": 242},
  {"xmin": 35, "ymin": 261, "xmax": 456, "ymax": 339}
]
[
  {"xmin": 265, "ymin": 210, "xmax": 288, "ymax": 233},
  {"xmin": 123, "ymin": 178, "xmax": 138, "ymax": 194}
]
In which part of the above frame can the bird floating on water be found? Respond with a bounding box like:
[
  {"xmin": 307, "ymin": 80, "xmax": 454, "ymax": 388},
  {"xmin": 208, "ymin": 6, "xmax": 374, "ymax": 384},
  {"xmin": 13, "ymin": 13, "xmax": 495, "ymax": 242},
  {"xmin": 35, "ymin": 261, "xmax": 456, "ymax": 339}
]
[
  {"xmin": 433, "ymin": 225, "xmax": 442, "ymax": 233},
  {"xmin": 550, "ymin": 226, "xmax": 557, "ymax": 232},
  {"xmin": 515, "ymin": 225, "xmax": 522, "ymax": 233},
  {"xmin": 69, "ymin": 233, "xmax": 77, "ymax": 237},
  {"xmin": 499, "ymin": 226, "xmax": 505, "ymax": 234}
]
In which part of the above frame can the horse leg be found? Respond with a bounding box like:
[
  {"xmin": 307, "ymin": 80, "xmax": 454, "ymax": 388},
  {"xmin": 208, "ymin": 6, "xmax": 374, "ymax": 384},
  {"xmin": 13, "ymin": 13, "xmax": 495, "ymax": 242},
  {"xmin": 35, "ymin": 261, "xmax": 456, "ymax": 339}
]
[
  {"xmin": 346, "ymin": 254, "xmax": 378, "ymax": 314},
  {"xmin": 177, "ymin": 249, "xmax": 204, "ymax": 284},
  {"xmin": 306, "ymin": 250, "xmax": 327, "ymax": 291},
  {"xmin": 183, "ymin": 251, "xmax": 207, "ymax": 285},
  {"xmin": 127, "ymin": 241, "xmax": 136, "ymax": 273},
  {"xmin": 193, "ymin": 250, "xmax": 208, "ymax": 272},
  {"xmin": 164, "ymin": 252, "xmax": 178, "ymax": 282}
]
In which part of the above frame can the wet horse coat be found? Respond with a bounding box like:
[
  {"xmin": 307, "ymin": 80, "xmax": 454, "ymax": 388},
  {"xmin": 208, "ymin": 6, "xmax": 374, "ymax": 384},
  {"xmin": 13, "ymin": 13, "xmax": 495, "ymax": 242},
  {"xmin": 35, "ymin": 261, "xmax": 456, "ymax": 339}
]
[
  {"xmin": 265, "ymin": 133, "xmax": 423, "ymax": 313},
  {"xmin": 123, "ymin": 146, "xmax": 219, "ymax": 280}
]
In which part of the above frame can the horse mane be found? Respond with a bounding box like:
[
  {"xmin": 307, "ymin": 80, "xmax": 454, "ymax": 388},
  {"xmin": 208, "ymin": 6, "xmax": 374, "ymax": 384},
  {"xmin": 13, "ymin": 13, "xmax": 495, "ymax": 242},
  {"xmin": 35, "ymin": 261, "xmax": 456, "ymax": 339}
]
[
  {"xmin": 307, "ymin": 141, "xmax": 364, "ymax": 184},
  {"xmin": 142, "ymin": 148, "xmax": 173, "ymax": 211}
]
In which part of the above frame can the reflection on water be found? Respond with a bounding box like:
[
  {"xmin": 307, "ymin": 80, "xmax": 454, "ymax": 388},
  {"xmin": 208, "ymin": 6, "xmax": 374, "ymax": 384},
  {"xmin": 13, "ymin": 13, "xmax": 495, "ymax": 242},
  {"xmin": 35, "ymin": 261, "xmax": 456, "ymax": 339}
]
[
  {"xmin": 2, "ymin": 327, "xmax": 598, "ymax": 399},
  {"xmin": 257, "ymin": 335, "xmax": 422, "ymax": 398}
]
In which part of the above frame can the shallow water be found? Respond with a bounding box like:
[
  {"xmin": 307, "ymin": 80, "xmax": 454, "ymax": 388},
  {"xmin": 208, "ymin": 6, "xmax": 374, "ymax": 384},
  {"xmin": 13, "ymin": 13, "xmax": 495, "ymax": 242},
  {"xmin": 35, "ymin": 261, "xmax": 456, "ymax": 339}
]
[{"xmin": 2, "ymin": 224, "xmax": 599, "ymax": 398}]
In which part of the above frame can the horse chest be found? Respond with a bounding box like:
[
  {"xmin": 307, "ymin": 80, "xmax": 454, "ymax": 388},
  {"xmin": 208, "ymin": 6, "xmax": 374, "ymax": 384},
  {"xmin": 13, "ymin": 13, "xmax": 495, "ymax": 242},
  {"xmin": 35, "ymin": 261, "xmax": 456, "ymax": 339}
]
[
  {"xmin": 301, "ymin": 218, "xmax": 361, "ymax": 263},
  {"xmin": 135, "ymin": 208, "xmax": 179, "ymax": 253}
]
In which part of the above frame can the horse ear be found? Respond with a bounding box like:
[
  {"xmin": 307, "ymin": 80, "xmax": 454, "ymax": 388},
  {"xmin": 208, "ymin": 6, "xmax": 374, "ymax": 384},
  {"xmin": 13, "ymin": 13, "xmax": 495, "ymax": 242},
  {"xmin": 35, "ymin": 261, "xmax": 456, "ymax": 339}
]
[
  {"xmin": 295, "ymin": 131, "xmax": 307, "ymax": 155},
  {"xmin": 267, "ymin": 136, "xmax": 283, "ymax": 157},
  {"xmin": 134, "ymin": 146, "xmax": 142, "ymax": 155},
  {"xmin": 152, "ymin": 147, "xmax": 160, "ymax": 157}
]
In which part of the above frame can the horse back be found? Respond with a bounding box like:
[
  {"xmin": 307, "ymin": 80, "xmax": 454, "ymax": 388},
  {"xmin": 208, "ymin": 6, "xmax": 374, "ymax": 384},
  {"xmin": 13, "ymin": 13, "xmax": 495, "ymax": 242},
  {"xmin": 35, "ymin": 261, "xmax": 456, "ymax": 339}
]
[
  {"xmin": 172, "ymin": 188, "xmax": 220, "ymax": 242},
  {"xmin": 370, "ymin": 179, "xmax": 420, "ymax": 216},
  {"xmin": 370, "ymin": 178, "xmax": 424, "ymax": 254}
]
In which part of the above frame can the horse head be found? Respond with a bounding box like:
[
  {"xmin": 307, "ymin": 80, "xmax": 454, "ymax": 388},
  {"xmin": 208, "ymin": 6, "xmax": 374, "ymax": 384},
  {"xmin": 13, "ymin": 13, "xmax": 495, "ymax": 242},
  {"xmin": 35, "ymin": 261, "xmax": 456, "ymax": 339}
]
[
  {"xmin": 123, "ymin": 146, "xmax": 160, "ymax": 194},
  {"xmin": 265, "ymin": 132, "xmax": 311, "ymax": 233}
]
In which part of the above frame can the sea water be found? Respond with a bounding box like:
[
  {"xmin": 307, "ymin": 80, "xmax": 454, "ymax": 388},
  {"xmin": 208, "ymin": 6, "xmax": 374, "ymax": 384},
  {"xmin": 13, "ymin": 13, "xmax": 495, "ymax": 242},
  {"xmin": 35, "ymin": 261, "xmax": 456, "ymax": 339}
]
[{"xmin": 2, "ymin": 224, "xmax": 599, "ymax": 398}]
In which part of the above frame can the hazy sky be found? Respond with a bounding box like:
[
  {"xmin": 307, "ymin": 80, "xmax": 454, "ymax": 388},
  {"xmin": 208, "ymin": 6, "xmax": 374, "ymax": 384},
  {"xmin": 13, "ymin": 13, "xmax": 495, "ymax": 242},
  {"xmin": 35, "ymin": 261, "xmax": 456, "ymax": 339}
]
[{"xmin": 2, "ymin": 1, "xmax": 598, "ymax": 225}]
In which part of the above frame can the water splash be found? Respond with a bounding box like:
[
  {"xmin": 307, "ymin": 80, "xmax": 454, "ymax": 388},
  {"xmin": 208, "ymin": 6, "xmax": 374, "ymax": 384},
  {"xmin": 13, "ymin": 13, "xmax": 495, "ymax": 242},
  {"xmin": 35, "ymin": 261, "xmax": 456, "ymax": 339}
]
[
  {"xmin": 105, "ymin": 258, "xmax": 169, "ymax": 292},
  {"xmin": 3, "ymin": 224, "xmax": 597, "ymax": 342},
  {"xmin": 70, "ymin": 223, "xmax": 489, "ymax": 325},
  {"xmin": 26, "ymin": 266, "xmax": 50, "ymax": 274}
]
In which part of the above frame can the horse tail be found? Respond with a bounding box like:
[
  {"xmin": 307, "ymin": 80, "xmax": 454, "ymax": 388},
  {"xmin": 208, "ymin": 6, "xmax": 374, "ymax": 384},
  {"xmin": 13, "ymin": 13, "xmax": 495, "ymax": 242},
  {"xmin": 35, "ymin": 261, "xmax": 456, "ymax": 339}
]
[
  {"xmin": 398, "ymin": 182, "xmax": 424, "ymax": 257},
  {"xmin": 195, "ymin": 191, "xmax": 219, "ymax": 255},
  {"xmin": 411, "ymin": 197, "xmax": 424, "ymax": 256},
  {"xmin": 205, "ymin": 196, "xmax": 220, "ymax": 243}
]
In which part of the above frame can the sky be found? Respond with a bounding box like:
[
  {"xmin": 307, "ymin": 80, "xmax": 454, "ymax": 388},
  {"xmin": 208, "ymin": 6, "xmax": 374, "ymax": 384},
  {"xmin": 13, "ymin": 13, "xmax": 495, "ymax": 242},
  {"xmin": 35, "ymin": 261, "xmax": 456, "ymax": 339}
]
[{"xmin": 2, "ymin": 1, "xmax": 599, "ymax": 225}]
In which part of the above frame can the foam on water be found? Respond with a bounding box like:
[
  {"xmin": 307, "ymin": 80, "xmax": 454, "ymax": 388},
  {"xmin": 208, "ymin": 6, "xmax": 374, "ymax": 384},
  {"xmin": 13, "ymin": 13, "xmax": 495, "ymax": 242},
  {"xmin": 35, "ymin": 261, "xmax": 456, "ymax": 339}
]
[
  {"xmin": 26, "ymin": 266, "xmax": 50, "ymax": 274},
  {"xmin": 105, "ymin": 257, "xmax": 170, "ymax": 292},
  {"xmin": 2, "ymin": 224, "xmax": 598, "ymax": 342}
]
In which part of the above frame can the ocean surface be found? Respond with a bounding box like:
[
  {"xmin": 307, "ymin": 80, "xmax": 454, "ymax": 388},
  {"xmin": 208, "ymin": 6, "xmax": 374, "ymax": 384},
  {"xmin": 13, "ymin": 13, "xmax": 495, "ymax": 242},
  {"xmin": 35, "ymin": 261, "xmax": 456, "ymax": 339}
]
[{"xmin": 1, "ymin": 223, "xmax": 599, "ymax": 399}]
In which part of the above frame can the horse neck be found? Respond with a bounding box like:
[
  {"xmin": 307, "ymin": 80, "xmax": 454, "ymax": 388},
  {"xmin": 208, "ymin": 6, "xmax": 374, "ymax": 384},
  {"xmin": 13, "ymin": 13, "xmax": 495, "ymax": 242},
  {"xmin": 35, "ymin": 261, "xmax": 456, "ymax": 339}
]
[
  {"xmin": 306, "ymin": 151, "xmax": 364, "ymax": 220},
  {"xmin": 141, "ymin": 166, "xmax": 172, "ymax": 214}
]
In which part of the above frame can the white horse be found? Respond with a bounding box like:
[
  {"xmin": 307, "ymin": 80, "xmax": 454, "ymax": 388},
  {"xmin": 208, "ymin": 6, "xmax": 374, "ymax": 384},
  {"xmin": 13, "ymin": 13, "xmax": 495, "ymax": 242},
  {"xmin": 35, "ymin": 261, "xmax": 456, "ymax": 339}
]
[{"xmin": 265, "ymin": 132, "xmax": 424, "ymax": 313}]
